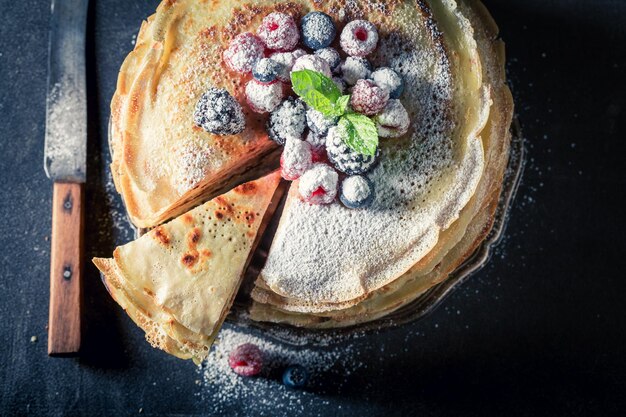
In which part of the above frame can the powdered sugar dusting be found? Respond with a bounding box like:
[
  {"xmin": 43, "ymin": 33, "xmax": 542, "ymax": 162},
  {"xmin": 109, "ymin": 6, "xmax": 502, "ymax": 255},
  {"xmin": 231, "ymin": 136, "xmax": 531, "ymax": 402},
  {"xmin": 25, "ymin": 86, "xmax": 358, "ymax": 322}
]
[
  {"xmin": 197, "ymin": 325, "xmax": 363, "ymax": 414},
  {"xmin": 259, "ymin": 8, "xmax": 486, "ymax": 305}
]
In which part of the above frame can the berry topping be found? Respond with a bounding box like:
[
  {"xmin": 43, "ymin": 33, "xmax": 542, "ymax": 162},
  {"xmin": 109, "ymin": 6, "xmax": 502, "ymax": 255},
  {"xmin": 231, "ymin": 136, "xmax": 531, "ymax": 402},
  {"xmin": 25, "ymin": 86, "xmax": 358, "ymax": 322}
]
[
  {"xmin": 340, "ymin": 56, "xmax": 372, "ymax": 85},
  {"xmin": 223, "ymin": 32, "xmax": 265, "ymax": 74},
  {"xmin": 314, "ymin": 47, "xmax": 342, "ymax": 73},
  {"xmin": 300, "ymin": 12, "xmax": 336, "ymax": 50},
  {"xmin": 281, "ymin": 137, "xmax": 312, "ymax": 180},
  {"xmin": 305, "ymin": 130, "xmax": 327, "ymax": 162},
  {"xmin": 253, "ymin": 58, "xmax": 282, "ymax": 84},
  {"xmin": 326, "ymin": 124, "xmax": 378, "ymax": 175},
  {"xmin": 194, "ymin": 88, "xmax": 245, "ymax": 136},
  {"xmin": 267, "ymin": 97, "xmax": 307, "ymax": 145},
  {"xmin": 245, "ymin": 79, "xmax": 284, "ymax": 113},
  {"xmin": 270, "ymin": 50, "xmax": 303, "ymax": 82},
  {"xmin": 340, "ymin": 20, "xmax": 379, "ymax": 57},
  {"xmin": 292, "ymin": 48, "xmax": 307, "ymax": 59},
  {"xmin": 375, "ymin": 99, "xmax": 411, "ymax": 138},
  {"xmin": 371, "ymin": 67, "xmax": 404, "ymax": 99},
  {"xmin": 350, "ymin": 79, "xmax": 389, "ymax": 116},
  {"xmin": 333, "ymin": 76, "xmax": 347, "ymax": 94},
  {"xmin": 340, "ymin": 175, "xmax": 375, "ymax": 209},
  {"xmin": 257, "ymin": 12, "xmax": 299, "ymax": 52},
  {"xmin": 306, "ymin": 107, "xmax": 338, "ymax": 136},
  {"xmin": 292, "ymin": 54, "xmax": 332, "ymax": 78},
  {"xmin": 228, "ymin": 343, "xmax": 263, "ymax": 377},
  {"xmin": 298, "ymin": 163, "xmax": 339, "ymax": 205},
  {"xmin": 282, "ymin": 365, "xmax": 309, "ymax": 388}
]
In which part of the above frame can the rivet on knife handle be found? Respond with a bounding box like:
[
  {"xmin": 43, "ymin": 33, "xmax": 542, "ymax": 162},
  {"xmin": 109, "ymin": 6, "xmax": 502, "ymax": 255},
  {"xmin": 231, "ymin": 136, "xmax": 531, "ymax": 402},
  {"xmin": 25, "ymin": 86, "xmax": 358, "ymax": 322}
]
[{"xmin": 48, "ymin": 182, "xmax": 83, "ymax": 355}]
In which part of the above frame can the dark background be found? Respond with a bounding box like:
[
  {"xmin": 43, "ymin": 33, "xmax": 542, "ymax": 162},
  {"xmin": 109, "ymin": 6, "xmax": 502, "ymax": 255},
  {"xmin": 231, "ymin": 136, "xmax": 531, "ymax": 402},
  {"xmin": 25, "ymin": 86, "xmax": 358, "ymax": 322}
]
[{"xmin": 1, "ymin": 0, "xmax": 625, "ymax": 416}]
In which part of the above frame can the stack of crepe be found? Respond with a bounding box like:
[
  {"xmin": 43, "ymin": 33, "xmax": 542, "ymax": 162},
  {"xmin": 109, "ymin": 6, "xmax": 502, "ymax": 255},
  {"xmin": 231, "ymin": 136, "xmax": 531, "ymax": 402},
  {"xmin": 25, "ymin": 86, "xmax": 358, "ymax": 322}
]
[{"xmin": 94, "ymin": 0, "xmax": 513, "ymax": 360}]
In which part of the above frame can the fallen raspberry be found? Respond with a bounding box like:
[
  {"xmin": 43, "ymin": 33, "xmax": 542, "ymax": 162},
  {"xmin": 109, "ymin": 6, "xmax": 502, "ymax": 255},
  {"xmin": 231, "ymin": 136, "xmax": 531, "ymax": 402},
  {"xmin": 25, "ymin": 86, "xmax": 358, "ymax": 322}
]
[{"xmin": 228, "ymin": 343, "xmax": 263, "ymax": 377}]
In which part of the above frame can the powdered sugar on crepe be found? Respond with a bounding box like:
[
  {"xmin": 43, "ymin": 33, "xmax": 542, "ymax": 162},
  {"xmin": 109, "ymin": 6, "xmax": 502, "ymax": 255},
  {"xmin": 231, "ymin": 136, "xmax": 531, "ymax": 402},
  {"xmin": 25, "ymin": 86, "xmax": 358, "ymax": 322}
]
[{"xmin": 260, "ymin": 6, "xmax": 487, "ymax": 305}]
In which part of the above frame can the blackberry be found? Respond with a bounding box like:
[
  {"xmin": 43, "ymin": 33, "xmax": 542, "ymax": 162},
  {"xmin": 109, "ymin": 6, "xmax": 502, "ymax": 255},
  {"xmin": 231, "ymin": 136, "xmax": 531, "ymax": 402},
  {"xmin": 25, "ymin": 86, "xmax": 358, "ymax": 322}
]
[
  {"xmin": 194, "ymin": 88, "xmax": 245, "ymax": 135},
  {"xmin": 326, "ymin": 124, "xmax": 378, "ymax": 175},
  {"xmin": 266, "ymin": 97, "xmax": 307, "ymax": 145}
]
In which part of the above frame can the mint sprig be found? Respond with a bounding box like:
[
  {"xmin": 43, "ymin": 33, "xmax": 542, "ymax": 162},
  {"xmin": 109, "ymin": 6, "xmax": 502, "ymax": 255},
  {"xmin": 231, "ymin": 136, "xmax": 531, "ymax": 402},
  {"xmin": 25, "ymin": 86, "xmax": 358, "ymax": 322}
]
[
  {"xmin": 290, "ymin": 69, "xmax": 379, "ymax": 156},
  {"xmin": 342, "ymin": 113, "xmax": 379, "ymax": 156}
]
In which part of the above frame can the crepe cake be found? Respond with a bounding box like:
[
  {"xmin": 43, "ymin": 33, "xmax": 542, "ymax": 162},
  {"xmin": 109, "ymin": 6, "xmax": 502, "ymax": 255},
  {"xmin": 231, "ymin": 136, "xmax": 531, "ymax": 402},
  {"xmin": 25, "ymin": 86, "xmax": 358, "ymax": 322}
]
[
  {"xmin": 93, "ymin": 173, "xmax": 283, "ymax": 362},
  {"xmin": 251, "ymin": 0, "xmax": 513, "ymax": 322}
]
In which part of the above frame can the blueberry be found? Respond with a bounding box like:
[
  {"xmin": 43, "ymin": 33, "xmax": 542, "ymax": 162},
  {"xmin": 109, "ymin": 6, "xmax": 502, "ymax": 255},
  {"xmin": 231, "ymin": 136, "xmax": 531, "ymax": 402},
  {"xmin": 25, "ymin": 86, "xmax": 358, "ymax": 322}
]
[
  {"xmin": 300, "ymin": 12, "xmax": 336, "ymax": 50},
  {"xmin": 194, "ymin": 88, "xmax": 245, "ymax": 135},
  {"xmin": 252, "ymin": 58, "xmax": 282, "ymax": 84},
  {"xmin": 314, "ymin": 47, "xmax": 341, "ymax": 73},
  {"xmin": 282, "ymin": 365, "xmax": 309, "ymax": 388},
  {"xmin": 267, "ymin": 98, "xmax": 307, "ymax": 145},
  {"xmin": 340, "ymin": 175, "xmax": 375, "ymax": 209},
  {"xmin": 371, "ymin": 67, "xmax": 404, "ymax": 99}
]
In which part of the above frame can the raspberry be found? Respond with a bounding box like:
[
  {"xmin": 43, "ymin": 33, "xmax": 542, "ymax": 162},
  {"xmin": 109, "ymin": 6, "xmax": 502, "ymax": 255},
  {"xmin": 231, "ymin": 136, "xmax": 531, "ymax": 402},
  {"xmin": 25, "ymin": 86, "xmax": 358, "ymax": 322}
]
[
  {"xmin": 228, "ymin": 343, "xmax": 263, "ymax": 377},
  {"xmin": 305, "ymin": 130, "xmax": 327, "ymax": 162},
  {"xmin": 298, "ymin": 163, "xmax": 339, "ymax": 205},
  {"xmin": 245, "ymin": 79, "xmax": 284, "ymax": 113},
  {"xmin": 371, "ymin": 67, "xmax": 404, "ymax": 99},
  {"xmin": 340, "ymin": 56, "xmax": 372, "ymax": 85},
  {"xmin": 193, "ymin": 88, "xmax": 245, "ymax": 136},
  {"xmin": 340, "ymin": 20, "xmax": 379, "ymax": 57},
  {"xmin": 257, "ymin": 12, "xmax": 299, "ymax": 52},
  {"xmin": 253, "ymin": 58, "xmax": 281, "ymax": 84},
  {"xmin": 281, "ymin": 137, "xmax": 312, "ymax": 180},
  {"xmin": 267, "ymin": 97, "xmax": 307, "ymax": 145},
  {"xmin": 314, "ymin": 47, "xmax": 341, "ymax": 73},
  {"xmin": 292, "ymin": 54, "xmax": 332, "ymax": 78},
  {"xmin": 223, "ymin": 32, "xmax": 265, "ymax": 74},
  {"xmin": 375, "ymin": 99, "xmax": 411, "ymax": 138},
  {"xmin": 300, "ymin": 12, "xmax": 336, "ymax": 50},
  {"xmin": 326, "ymin": 124, "xmax": 378, "ymax": 175},
  {"xmin": 350, "ymin": 79, "xmax": 389, "ymax": 116},
  {"xmin": 340, "ymin": 175, "xmax": 375, "ymax": 209}
]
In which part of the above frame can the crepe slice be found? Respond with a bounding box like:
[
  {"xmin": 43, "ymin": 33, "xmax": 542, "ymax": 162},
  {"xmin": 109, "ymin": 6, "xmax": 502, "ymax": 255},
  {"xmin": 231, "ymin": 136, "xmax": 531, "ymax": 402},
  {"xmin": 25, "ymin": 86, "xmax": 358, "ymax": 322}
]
[
  {"xmin": 93, "ymin": 172, "xmax": 282, "ymax": 363},
  {"xmin": 109, "ymin": 0, "xmax": 284, "ymax": 228}
]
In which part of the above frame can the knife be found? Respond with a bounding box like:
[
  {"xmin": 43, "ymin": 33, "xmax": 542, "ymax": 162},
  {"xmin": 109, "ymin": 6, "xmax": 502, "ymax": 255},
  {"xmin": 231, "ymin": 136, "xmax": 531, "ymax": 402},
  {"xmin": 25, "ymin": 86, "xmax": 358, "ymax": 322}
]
[{"xmin": 44, "ymin": 0, "xmax": 89, "ymax": 356}]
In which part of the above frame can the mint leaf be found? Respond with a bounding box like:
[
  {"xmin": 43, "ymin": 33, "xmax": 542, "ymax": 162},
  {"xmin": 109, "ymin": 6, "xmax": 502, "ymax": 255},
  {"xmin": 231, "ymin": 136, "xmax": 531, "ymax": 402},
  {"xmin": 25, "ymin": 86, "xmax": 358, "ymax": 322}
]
[
  {"xmin": 341, "ymin": 113, "xmax": 379, "ymax": 156},
  {"xmin": 291, "ymin": 69, "xmax": 341, "ymax": 116},
  {"xmin": 334, "ymin": 95, "xmax": 351, "ymax": 116}
]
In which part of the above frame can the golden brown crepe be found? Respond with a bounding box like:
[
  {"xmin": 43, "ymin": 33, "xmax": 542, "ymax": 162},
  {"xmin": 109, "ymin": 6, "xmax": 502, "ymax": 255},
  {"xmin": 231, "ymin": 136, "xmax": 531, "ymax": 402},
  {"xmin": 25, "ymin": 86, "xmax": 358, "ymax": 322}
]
[
  {"xmin": 94, "ymin": 173, "xmax": 282, "ymax": 362},
  {"xmin": 105, "ymin": 0, "xmax": 514, "ymax": 337}
]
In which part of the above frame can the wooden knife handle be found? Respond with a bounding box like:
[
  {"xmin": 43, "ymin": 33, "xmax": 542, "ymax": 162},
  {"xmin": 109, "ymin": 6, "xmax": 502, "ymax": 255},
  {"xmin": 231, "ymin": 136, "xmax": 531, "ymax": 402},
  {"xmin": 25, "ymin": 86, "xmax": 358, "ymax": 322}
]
[{"xmin": 48, "ymin": 182, "xmax": 83, "ymax": 356}]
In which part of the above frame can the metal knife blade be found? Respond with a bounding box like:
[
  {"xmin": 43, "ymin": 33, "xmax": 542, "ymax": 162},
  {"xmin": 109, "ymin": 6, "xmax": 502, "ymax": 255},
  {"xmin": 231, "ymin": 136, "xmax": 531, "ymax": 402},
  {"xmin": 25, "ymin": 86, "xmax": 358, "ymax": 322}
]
[{"xmin": 44, "ymin": 0, "xmax": 89, "ymax": 183}]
